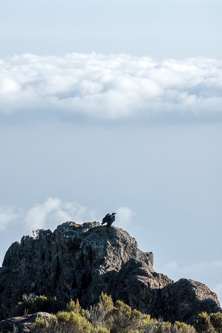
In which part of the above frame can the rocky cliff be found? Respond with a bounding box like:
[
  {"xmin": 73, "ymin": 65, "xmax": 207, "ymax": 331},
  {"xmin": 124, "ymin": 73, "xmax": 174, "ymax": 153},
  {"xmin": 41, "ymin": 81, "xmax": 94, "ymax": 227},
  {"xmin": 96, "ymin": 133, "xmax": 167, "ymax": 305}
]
[{"xmin": 0, "ymin": 222, "xmax": 220, "ymax": 324}]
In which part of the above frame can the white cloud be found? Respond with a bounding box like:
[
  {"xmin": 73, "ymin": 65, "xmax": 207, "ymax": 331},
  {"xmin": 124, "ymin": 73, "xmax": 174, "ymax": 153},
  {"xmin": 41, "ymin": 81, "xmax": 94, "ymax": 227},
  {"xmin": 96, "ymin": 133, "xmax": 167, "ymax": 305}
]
[
  {"xmin": 0, "ymin": 206, "xmax": 18, "ymax": 232},
  {"xmin": 25, "ymin": 197, "xmax": 95, "ymax": 231},
  {"xmin": 116, "ymin": 207, "xmax": 135, "ymax": 227},
  {"xmin": 0, "ymin": 53, "xmax": 222, "ymax": 121},
  {"xmin": 0, "ymin": 200, "xmax": 136, "ymax": 233}
]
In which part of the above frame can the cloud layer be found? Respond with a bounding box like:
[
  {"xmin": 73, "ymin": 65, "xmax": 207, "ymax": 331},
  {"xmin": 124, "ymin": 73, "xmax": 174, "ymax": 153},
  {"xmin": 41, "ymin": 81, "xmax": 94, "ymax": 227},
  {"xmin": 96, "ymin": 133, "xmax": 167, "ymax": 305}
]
[
  {"xmin": 0, "ymin": 198, "xmax": 96, "ymax": 234},
  {"xmin": 0, "ymin": 53, "xmax": 222, "ymax": 121},
  {"xmin": 25, "ymin": 197, "xmax": 95, "ymax": 231},
  {"xmin": 0, "ymin": 198, "xmax": 135, "ymax": 233}
]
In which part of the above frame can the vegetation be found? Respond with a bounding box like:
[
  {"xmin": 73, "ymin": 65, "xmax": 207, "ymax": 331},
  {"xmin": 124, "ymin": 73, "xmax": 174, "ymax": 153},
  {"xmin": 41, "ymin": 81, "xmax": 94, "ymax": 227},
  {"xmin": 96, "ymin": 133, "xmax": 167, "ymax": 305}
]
[
  {"xmin": 16, "ymin": 294, "xmax": 59, "ymax": 315},
  {"xmin": 14, "ymin": 293, "xmax": 222, "ymax": 333},
  {"xmin": 195, "ymin": 311, "xmax": 222, "ymax": 333}
]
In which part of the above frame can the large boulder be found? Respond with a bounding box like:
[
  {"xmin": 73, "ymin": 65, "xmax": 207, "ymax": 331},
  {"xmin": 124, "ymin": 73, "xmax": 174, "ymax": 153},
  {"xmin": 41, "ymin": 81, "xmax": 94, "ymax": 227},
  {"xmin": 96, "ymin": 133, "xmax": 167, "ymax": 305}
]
[
  {"xmin": 0, "ymin": 222, "xmax": 220, "ymax": 324},
  {"xmin": 158, "ymin": 278, "xmax": 220, "ymax": 324},
  {"xmin": 0, "ymin": 312, "xmax": 53, "ymax": 333}
]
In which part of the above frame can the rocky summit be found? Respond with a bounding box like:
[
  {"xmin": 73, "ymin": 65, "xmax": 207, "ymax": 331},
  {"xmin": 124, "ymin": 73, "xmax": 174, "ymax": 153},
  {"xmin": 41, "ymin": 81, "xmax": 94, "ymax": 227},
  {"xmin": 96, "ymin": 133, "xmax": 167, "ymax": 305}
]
[{"xmin": 0, "ymin": 222, "xmax": 220, "ymax": 324}]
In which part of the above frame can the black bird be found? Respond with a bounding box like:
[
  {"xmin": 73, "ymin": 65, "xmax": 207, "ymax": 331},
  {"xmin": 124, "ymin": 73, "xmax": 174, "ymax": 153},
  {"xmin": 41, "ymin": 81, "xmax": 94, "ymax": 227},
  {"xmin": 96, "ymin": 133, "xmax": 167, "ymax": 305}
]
[{"xmin": 101, "ymin": 212, "xmax": 116, "ymax": 230}]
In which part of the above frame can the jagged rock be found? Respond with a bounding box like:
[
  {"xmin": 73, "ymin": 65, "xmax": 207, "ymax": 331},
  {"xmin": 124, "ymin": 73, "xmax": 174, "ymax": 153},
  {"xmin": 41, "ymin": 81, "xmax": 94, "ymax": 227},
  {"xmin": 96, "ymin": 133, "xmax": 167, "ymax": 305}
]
[
  {"xmin": 0, "ymin": 222, "xmax": 220, "ymax": 324},
  {"xmin": 158, "ymin": 278, "xmax": 221, "ymax": 324},
  {"xmin": 0, "ymin": 312, "xmax": 53, "ymax": 333}
]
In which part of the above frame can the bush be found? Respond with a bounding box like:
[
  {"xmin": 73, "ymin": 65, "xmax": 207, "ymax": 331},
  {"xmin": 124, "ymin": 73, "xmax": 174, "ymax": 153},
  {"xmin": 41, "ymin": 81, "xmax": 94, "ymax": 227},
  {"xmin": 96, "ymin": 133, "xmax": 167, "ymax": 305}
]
[
  {"xmin": 31, "ymin": 314, "xmax": 57, "ymax": 333},
  {"xmin": 66, "ymin": 298, "xmax": 84, "ymax": 314},
  {"xmin": 91, "ymin": 328, "xmax": 110, "ymax": 333},
  {"xmin": 32, "ymin": 311, "xmax": 92, "ymax": 333},
  {"xmin": 110, "ymin": 300, "xmax": 142, "ymax": 333},
  {"xmin": 88, "ymin": 293, "xmax": 114, "ymax": 329},
  {"xmin": 140, "ymin": 314, "xmax": 158, "ymax": 333},
  {"xmin": 31, "ymin": 316, "xmax": 49, "ymax": 333},
  {"xmin": 17, "ymin": 294, "xmax": 58, "ymax": 315},
  {"xmin": 210, "ymin": 312, "xmax": 222, "ymax": 332},
  {"xmin": 89, "ymin": 294, "xmax": 142, "ymax": 332},
  {"xmin": 27, "ymin": 293, "xmax": 202, "ymax": 333},
  {"xmin": 195, "ymin": 312, "xmax": 214, "ymax": 333},
  {"xmin": 56, "ymin": 311, "xmax": 71, "ymax": 323},
  {"xmin": 174, "ymin": 321, "xmax": 196, "ymax": 333},
  {"xmin": 57, "ymin": 310, "xmax": 92, "ymax": 333}
]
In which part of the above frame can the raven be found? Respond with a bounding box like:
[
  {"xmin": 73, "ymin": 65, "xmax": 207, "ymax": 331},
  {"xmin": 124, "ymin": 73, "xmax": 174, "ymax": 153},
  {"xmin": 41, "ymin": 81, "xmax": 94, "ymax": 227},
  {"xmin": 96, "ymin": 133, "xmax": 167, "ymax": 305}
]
[{"xmin": 101, "ymin": 212, "xmax": 116, "ymax": 230}]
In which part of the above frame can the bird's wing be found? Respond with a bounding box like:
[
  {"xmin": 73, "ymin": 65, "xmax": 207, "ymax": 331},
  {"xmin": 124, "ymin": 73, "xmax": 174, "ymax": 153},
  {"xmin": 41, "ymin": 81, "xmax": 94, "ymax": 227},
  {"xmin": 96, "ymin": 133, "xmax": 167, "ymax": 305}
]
[{"xmin": 102, "ymin": 213, "xmax": 111, "ymax": 224}]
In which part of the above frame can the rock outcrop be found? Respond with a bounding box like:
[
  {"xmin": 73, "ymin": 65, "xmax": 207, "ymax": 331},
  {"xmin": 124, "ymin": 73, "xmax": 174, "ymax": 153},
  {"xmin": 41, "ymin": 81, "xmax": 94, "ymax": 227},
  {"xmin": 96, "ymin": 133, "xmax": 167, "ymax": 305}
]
[
  {"xmin": 0, "ymin": 312, "xmax": 53, "ymax": 333},
  {"xmin": 0, "ymin": 222, "xmax": 220, "ymax": 325}
]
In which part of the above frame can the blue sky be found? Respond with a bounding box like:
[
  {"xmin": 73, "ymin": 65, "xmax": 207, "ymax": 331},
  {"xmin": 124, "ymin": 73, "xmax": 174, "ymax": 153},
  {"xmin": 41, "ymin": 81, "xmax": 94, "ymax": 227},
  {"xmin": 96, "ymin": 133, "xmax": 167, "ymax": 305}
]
[
  {"xmin": 1, "ymin": 0, "xmax": 222, "ymax": 59},
  {"xmin": 1, "ymin": 0, "xmax": 222, "ymax": 303}
]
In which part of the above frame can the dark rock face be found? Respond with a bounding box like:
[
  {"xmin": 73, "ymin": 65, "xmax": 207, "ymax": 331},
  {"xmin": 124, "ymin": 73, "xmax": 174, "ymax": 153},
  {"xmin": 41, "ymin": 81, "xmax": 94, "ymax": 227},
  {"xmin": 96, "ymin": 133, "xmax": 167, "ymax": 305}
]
[
  {"xmin": 158, "ymin": 279, "xmax": 221, "ymax": 324},
  {"xmin": 0, "ymin": 222, "xmax": 220, "ymax": 324}
]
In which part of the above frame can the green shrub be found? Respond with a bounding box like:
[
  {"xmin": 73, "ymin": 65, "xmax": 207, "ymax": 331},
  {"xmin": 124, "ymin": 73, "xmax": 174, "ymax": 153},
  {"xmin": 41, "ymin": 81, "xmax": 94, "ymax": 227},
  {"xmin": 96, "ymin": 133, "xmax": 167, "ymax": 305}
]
[
  {"xmin": 174, "ymin": 321, "xmax": 196, "ymax": 333},
  {"xmin": 57, "ymin": 310, "xmax": 71, "ymax": 323},
  {"xmin": 88, "ymin": 293, "xmax": 114, "ymax": 329},
  {"xmin": 160, "ymin": 321, "xmax": 172, "ymax": 333},
  {"xmin": 26, "ymin": 293, "xmax": 201, "ymax": 333},
  {"xmin": 57, "ymin": 310, "xmax": 92, "ymax": 333},
  {"xmin": 140, "ymin": 314, "xmax": 158, "ymax": 333},
  {"xmin": 66, "ymin": 298, "xmax": 84, "ymax": 314},
  {"xmin": 210, "ymin": 312, "xmax": 222, "ymax": 332},
  {"xmin": 110, "ymin": 300, "xmax": 142, "ymax": 333},
  {"xmin": 31, "ymin": 314, "xmax": 57, "ymax": 333},
  {"xmin": 32, "ymin": 310, "xmax": 92, "ymax": 333},
  {"xmin": 89, "ymin": 295, "xmax": 142, "ymax": 332},
  {"xmin": 114, "ymin": 300, "xmax": 132, "ymax": 318},
  {"xmin": 195, "ymin": 312, "xmax": 214, "ymax": 333},
  {"xmin": 17, "ymin": 294, "xmax": 58, "ymax": 315},
  {"xmin": 91, "ymin": 327, "xmax": 110, "ymax": 333},
  {"xmin": 31, "ymin": 316, "xmax": 49, "ymax": 333}
]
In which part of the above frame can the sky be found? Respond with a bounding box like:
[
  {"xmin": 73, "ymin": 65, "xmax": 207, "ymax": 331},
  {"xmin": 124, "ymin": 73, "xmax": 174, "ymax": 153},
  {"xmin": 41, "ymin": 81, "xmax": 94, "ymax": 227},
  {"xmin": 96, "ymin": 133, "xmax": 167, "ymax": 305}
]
[{"xmin": 0, "ymin": 0, "xmax": 222, "ymax": 304}]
